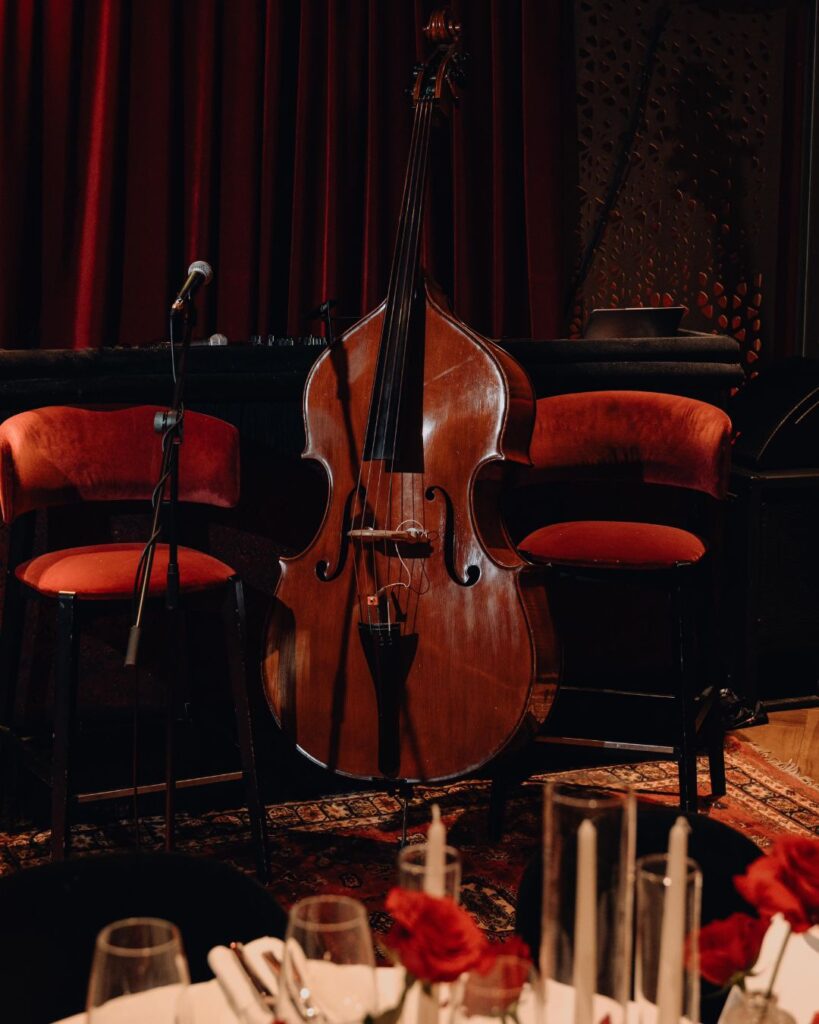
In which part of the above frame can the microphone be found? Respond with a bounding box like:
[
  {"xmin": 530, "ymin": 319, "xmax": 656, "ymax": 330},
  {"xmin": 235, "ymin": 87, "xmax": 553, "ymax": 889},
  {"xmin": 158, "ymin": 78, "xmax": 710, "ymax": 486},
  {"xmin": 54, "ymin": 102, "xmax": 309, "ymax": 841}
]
[{"xmin": 171, "ymin": 260, "xmax": 213, "ymax": 313}]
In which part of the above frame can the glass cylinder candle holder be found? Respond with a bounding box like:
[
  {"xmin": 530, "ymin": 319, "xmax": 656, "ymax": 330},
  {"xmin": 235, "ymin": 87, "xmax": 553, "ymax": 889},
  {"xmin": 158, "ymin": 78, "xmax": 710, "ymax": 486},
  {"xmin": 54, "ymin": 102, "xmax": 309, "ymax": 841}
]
[
  {"xmin": 635, "ymin": 853, "xmax": 702, "ymax": 1024},
  {"xmin": 397, "ymin": 843, "xmax": 462, "ymax": 902},
  {"xmin": 453, "ymin": 955, "xmax": 544, "ymax": 1024},
  {"xmin": 540, "ymin": 783, "xmax": 635, "ymax": 1024}
]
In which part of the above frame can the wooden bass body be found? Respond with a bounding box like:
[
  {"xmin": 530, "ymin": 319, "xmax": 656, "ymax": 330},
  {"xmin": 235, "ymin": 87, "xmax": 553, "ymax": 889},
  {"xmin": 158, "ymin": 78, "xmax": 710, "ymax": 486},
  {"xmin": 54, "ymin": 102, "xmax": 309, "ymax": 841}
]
[{"xmin": 262, "ymin": 281, "xmax": 558, "ymax": 782}]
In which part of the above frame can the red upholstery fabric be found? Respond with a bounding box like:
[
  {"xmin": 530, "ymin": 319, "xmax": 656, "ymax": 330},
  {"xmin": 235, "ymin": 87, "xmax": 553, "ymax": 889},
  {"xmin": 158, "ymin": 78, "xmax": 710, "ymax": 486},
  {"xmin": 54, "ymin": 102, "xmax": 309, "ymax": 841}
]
[
  {"xmin": 527, "ymin": 391, "xmax": 732, "ymax": 499},
  {"xmin": 16, "ymin": 543, "xmax": 234, "ymax": 599},
  {"xmin": 0, "ymin": 406, "xmax": 240, "ymax": 524},
  {"xmin": 519, "ymin": 521, "xmax": 707, "ymax": 569}
]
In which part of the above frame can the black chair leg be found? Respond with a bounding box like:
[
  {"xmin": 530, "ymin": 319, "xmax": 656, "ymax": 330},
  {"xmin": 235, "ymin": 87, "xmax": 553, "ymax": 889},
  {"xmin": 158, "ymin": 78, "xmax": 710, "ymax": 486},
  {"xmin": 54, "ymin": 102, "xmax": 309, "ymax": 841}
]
[
  {"xmin": 489, "ymin": 774, "xmax": 509, "ymax": 842},
  {"xmin": 0, "ymin": 591, "xmax": 26, "ymax": 822},
  {"xmin": 164, "ymin": 605, "xmax": 185, "ymax": 852},
  {"xmin": 707, "ymin": 705, "xmax": 727, "ymax": 798},
  {"xmin": 223, "ymin": 576, "xmax": 270, "ymax": 883},
  {"xmin": 52, "ymin": 593, "xmax": 80, "ymax": 861},
  {"xmin": 0, "ymin": 517, "xmax": 35, "ymax": 820},
  {"xmin": 671, "ymin": 576, "xmax": 699, "ymax": 813},
  {"xmin": 0, "ymin": 558, "xmax": 27, "ymax": 728}
]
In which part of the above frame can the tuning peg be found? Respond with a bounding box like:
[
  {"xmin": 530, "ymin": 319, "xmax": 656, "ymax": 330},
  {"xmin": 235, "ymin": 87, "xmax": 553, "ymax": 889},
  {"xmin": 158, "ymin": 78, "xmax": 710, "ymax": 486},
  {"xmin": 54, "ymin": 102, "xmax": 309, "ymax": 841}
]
[
  {"xmin": 448, "ymin": 52, "xmax": 470, "ymax": 88},
  {"xmin": 406, "ymin": 62, "xmax": 425, "ymax": 97}
]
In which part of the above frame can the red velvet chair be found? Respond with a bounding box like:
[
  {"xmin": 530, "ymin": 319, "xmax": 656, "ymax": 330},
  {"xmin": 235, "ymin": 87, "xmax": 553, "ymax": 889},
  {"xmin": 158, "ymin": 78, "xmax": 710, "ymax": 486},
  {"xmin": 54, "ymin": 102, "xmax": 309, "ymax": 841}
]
[
  {"xmin": 514, "ymin": 390, "xmax": 732, "ymax": 812},
  {"xmin": 0, "ymin": 405, "xmax": 269, "ymax": 876}
]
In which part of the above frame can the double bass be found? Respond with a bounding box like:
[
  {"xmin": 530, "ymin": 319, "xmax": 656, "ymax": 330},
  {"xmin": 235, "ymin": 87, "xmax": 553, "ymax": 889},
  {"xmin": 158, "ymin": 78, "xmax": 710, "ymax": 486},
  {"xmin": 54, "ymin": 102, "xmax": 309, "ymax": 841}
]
[{"xmin": 263, "ymin": 10, "xmax": 557, "ymax": 782}]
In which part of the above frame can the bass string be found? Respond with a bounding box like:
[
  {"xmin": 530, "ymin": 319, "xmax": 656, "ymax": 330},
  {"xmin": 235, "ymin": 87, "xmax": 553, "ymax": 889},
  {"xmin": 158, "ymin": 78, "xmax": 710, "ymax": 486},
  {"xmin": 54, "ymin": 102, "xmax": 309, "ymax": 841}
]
[
  {"xmin": 367, "ymin": 100, "xmax": 432, "ymax": 622},
  {"xmin": 369, "ymin": 98, "xmax": 433, "ymax": 533},
  {"xmin": 354, "ymin": 97, "xmax": 425, "ymax": 623},
  {"xmin": 373, "ymin": 99, "xmax": 434, "ymax": 621},
  {"xmin": 353, "ymin": 92, "xmax": 429, "ymax": 624},
  {"xmin": 380, "ymin": 99, "xmax": 435, "ymax": 614}
]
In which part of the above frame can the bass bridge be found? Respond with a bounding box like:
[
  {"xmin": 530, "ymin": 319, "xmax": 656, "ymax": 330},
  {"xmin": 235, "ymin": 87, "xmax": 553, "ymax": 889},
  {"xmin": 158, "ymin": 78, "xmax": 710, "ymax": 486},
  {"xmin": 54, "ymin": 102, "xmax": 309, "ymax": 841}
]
[{"xmin": 347, "ymin": 527, "xmax": 430, "ymax": 544}]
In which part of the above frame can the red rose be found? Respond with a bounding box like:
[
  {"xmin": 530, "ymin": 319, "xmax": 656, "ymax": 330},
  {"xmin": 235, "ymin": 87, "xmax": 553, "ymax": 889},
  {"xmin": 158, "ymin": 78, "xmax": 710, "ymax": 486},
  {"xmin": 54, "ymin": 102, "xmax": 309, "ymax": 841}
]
[
  {"xmin": 462, "ymin": 938, "xmax": 533, "ymax": 1018},
  {"xmin": 734, "ymin": 838, "xmax": 819, "ymax": 933},
  {"xmin": 473, "ymin": 933, "xmax": 532, "ymax": 990},
  {"xmin": 385, "ymin": 888, "xmax": 489, "ymax": 983},
  {"xmin": 494, "ymin": 934, "xmax": 531, "ymax": 962},
  {"xmin": 477, "ymin": 933, "xmax": 532, "ymax": 970},
  {"xmin": 696, "ymin": 913, "xmax": 770, "ymax": 987},
  {"xmin": 461, "ymin": 954, "xmax": 532, "ymax": 1016}
]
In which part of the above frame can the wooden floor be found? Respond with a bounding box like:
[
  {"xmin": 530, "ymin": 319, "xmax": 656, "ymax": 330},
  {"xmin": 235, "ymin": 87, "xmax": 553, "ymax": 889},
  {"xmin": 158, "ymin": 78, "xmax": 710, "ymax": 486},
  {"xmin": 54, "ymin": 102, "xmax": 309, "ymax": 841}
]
[{"xmin": 747, "ymin": 707, "xmax": 819, "ymax": 784}]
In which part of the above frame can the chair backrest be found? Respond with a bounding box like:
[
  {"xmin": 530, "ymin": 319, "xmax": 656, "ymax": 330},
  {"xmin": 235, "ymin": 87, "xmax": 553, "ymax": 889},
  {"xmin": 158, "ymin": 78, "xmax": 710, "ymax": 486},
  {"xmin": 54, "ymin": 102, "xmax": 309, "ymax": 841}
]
[
  {"xmin": 528, "ymin": 391, "xmax": 732, "ymax": 499},
  {"xmin": 0, "ymin": 405, "xmax": 240, "ymax": 524}
]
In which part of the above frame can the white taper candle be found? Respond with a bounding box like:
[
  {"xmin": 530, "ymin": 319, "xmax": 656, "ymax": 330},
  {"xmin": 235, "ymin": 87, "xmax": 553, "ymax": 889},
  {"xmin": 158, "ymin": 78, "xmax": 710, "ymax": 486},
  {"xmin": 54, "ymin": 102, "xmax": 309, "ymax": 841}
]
[
  {"xmin": 423, "ymin": 803, "xmax": 446, "ymax": 897},
  {"xmin": 573, "ymin": 818, "xmax": 597, "ymax": 1024},
  {"xmin": 419, "ymin": 805, "xmax": 446, "ymax": 1024},
  {"xmin": 657, "ymin": 816, "xmax": 690, "ymax": 1024}
]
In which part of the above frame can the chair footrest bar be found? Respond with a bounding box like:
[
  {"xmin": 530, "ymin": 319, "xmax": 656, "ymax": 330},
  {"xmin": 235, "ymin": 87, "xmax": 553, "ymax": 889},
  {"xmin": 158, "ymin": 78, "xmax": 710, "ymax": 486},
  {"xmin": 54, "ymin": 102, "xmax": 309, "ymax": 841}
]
[
  {"xmin": 557, "ymin": 686, "xmax": 675, "ymax": 700},
  {"xmin": 535, "ymin": 735, "xmax": 676, "ymax": 755},
  {"xmin": 76, "ymin": 770, "xmax": 244, "ymax": 804},
  {"xmin": 2, "ymin": 727, "xmax": 245, "ymax": 801}
]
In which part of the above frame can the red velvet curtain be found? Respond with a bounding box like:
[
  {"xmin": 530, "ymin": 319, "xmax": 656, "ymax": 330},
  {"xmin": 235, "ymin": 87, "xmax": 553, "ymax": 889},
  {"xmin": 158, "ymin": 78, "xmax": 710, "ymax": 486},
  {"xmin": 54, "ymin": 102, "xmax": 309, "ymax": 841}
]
[{"xmin": 0, "ymin": 0, "xmax": 568, "ymax": 349}]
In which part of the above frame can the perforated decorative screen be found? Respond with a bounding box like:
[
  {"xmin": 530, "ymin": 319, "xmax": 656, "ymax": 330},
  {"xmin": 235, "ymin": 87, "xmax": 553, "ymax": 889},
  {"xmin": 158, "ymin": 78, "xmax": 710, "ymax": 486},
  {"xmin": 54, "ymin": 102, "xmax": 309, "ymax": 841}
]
[{"xmin": 571, "ymin": 0, "xmax": 811, "ymax": 369}]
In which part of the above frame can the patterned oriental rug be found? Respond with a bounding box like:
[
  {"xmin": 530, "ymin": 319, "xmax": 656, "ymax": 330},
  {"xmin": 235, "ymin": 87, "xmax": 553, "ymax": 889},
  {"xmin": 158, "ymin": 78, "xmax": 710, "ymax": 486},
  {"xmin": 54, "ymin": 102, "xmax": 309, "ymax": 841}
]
[{"xmin": 1, "ymin": 736, "xmax": 817, "ymax": 940}]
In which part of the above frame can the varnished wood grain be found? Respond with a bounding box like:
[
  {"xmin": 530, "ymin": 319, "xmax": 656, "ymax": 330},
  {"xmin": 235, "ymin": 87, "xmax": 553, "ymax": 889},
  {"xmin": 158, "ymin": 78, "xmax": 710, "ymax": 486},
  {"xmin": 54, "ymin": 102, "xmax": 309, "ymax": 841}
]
[
  {"xmin": 749, "ymin": 708, "xmax": 819, "ymax": 783},
  {"xmin": 262, "ymin": 284, "xmax": 559, "ymax": 782}
]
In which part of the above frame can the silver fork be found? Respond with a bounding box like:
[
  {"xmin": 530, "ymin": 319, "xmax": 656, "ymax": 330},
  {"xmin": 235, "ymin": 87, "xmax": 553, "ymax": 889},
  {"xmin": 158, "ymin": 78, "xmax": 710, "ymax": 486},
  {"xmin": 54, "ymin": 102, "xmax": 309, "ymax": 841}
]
[
  {"xmin": 262, "ymin": 948, "xmax": 323, "ymax": 1022},
  {"xmin": 229, "ymin": 941, "xmax": 278, "ymax": 1014}
]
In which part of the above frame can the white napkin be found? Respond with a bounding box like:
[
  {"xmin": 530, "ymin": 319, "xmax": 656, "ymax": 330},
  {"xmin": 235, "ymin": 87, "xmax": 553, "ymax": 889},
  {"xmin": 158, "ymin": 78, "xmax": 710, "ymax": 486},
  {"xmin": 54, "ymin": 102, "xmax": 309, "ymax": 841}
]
[
  {"xmin": 53, "ymin": 979, "xmax": 229, "ymax": 1024},
  {"xmin": 207, "ymin": 936, "xmax": 283, "ymax": 1024},
  {"xmin": 210, "ymin": 936, "xmax": 406, "ymax": 1024}
]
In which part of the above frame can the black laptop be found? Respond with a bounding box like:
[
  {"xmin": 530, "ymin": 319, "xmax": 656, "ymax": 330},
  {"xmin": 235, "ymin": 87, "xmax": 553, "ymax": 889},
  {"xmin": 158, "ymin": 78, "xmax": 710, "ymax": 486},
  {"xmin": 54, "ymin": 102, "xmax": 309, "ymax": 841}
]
[{"xmin": 583, "ymin": 306, "xmax": 686, "ymax": 339}]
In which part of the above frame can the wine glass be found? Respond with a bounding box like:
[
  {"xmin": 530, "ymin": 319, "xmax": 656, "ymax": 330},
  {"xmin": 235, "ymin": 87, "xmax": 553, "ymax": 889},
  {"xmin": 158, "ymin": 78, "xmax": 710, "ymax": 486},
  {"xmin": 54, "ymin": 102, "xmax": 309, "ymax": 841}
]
[
  {"xmin": 86, "ymin": 917, "xmax": 191, "ymax": 1023},
  {"xmin": 279, "ymin": 895, "xmax": 378, "ymax": 1024}
]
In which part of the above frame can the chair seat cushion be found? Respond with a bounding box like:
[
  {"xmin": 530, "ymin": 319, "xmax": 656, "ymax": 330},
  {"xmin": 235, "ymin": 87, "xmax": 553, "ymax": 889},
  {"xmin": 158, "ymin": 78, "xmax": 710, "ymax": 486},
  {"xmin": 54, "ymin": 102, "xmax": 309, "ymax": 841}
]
[
  {"xmin": 16, "ymin": 542, "xmax": 235, "ymax": 599},
  {"xmin": 518, "ymin": 520, "xmax": 706, "ymax": 569}
]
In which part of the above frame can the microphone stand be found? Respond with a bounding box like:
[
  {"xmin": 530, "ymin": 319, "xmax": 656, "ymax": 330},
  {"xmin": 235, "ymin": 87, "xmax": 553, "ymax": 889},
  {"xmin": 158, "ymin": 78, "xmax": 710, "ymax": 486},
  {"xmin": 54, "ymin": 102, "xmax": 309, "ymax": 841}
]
[
  {"xmin": 124, "ymin": 295, "xmax": 194, "ymax": 852},
  {"xmin": 125, "ymin": 298, "xmax": 193, "ymax": 667}
]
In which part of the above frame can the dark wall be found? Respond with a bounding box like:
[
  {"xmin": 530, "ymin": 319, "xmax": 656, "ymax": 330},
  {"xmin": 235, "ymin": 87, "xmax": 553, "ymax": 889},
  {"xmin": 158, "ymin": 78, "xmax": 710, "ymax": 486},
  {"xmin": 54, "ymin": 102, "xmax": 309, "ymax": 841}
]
[{"xmin": 568, "ymin": 0, "xmax": 815, "ymax": 369}]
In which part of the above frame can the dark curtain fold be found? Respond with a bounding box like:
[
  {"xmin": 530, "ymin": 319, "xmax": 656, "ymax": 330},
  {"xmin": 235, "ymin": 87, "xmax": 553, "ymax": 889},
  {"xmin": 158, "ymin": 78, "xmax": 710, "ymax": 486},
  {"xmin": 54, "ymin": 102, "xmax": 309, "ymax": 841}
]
[{"xmin": 0, "ymin": 0, "xmax": 567, "ymax": 349}]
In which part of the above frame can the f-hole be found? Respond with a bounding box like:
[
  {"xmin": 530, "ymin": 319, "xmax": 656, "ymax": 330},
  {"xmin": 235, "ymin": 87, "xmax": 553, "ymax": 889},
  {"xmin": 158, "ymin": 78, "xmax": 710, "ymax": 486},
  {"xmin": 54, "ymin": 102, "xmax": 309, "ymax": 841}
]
[
  {"xmin": 316, "ymin": 486, "xmax": 360, "ymax": 582},
  {"xmin": 425, "ymin": 484, "xmax": 480, "ymax": 587}
]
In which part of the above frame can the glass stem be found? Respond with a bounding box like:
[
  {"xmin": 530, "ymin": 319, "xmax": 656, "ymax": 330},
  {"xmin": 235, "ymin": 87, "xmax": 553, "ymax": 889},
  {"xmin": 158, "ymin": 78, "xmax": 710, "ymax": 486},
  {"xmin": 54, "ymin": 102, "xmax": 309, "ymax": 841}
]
[{"xmin": 763, "ymin": 927, "xmax": 791, "ymax": 1001}]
